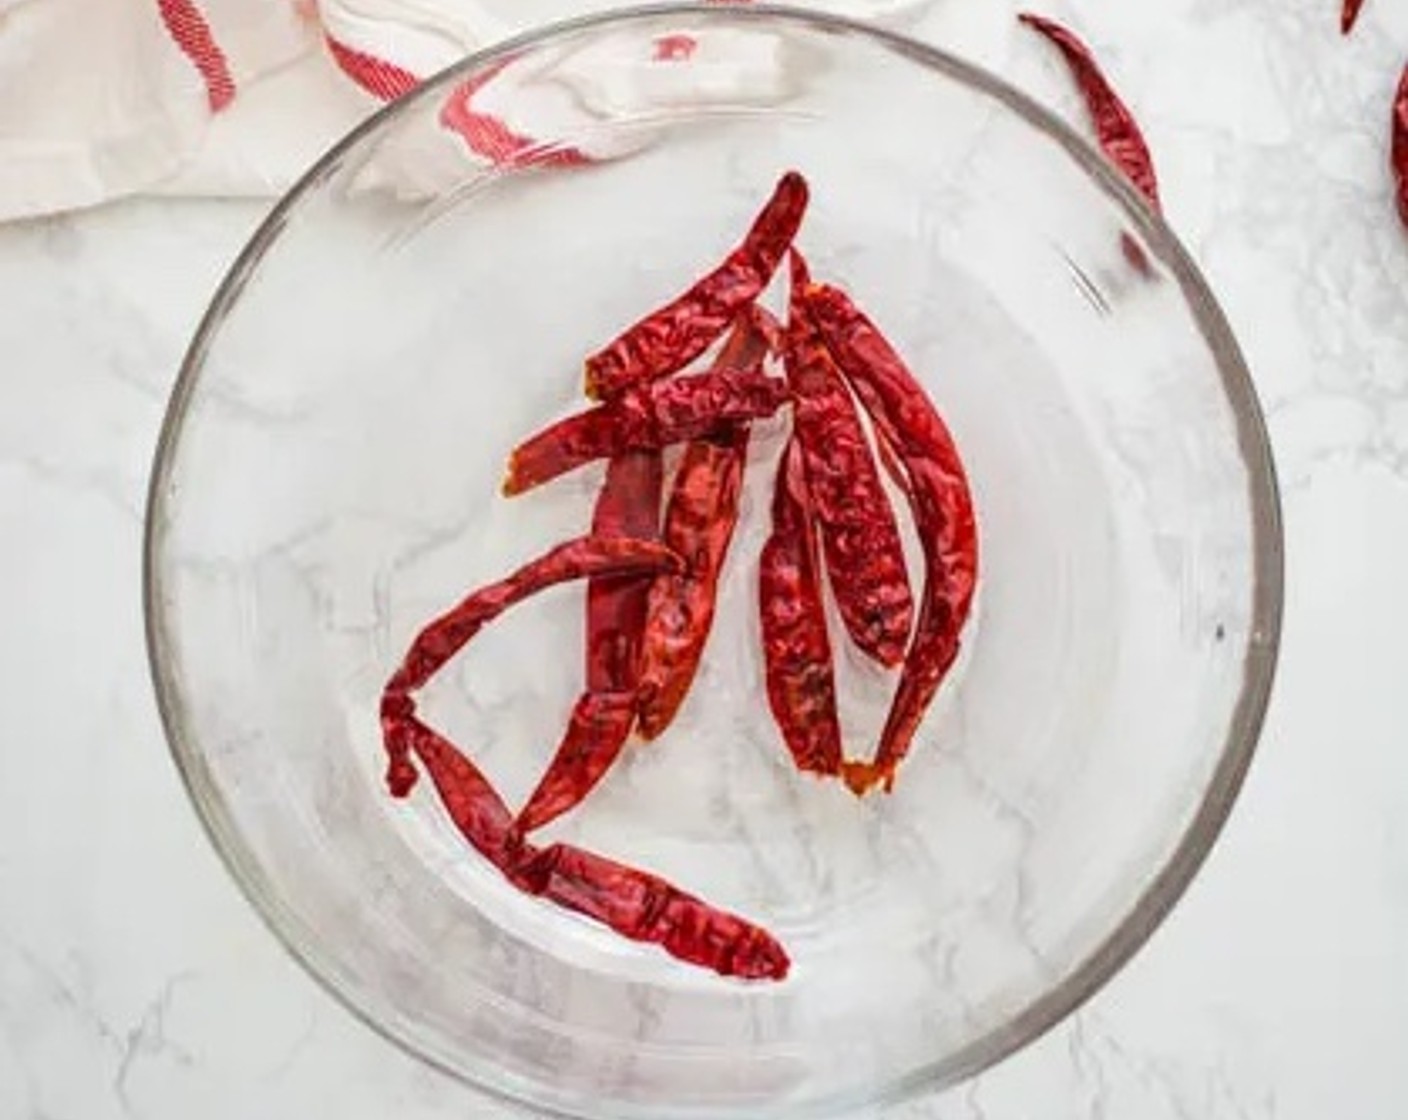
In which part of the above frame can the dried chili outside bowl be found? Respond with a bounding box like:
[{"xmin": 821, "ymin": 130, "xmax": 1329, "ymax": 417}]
[{"xmin": 144, "ymin": 6, "xmax": 1282, "ymax": 1118}]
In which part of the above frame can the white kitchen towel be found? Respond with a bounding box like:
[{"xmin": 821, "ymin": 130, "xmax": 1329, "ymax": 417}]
[{"xmin": 0, "ymin": 0, "xmax": 935, "ymax": 222}]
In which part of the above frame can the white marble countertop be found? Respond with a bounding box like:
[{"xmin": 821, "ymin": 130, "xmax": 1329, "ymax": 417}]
[{"xmin": 3, "ymin": 2, "xmax": 1407, "ymax": 1117}]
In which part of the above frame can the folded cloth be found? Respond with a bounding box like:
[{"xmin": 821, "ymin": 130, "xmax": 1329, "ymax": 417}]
[{"xmin": 0, "ymin": 0, "xmax": 936, "ymax": 222}]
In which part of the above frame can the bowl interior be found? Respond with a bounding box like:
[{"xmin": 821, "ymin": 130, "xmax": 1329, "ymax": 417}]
[{"xmin": 147, "ymin": 7, "xmax": 1280, "ymax": 1118}]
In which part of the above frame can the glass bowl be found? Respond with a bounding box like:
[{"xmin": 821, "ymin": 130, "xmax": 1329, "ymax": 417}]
[{"xmin": 144, "ymin": 6, "xmax": 1282, "ymax": 1118}]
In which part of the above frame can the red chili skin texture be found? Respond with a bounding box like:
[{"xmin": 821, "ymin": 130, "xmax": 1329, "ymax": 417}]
[
  {"xmin": 517, "ymin": 691, "xmax": 638, "ymax": 833},
  {"xmin": 1394, "ymin": 63, "xmax": 1408, "ymax": 229},
  {"xmin": 636, "ymin": 318, "xmax": 772, "ymax": 740},
  {"xmin": 383, "ymin": 536, "xmax": 679, "ymax": 728},
  {"xmin": 583, "ymin": 171, "xmax": 809, "ymax": 401},
  {"xmin": 516, "ymin": 453, "xmax": 663, "ymax": 833},
  {"xmin": 519, "ymin": 315, "xmax": 779, "ymax": 825},
  {"xmin": 804, "ymin": 284, "xmax": 978, "ymax": 795},
  {"xmin": 516, "ymin": 843, "xmax": 790, "ymax": 980},
  {"xmin": 585, "ymin": 452, "xmax": 666, "ymax": 690},
  {"xmin": 1343, "ymin": 0, "xmax": 1366, "ymax": 33},
  {"xmin": 503, "ymin": 370, "xmax": 789, "ymax": 496},
  {"xmin": 746, "ymin": 302, "xmax": 785, "ymax": 356},
  {"xmin": 380, "ymin": 698, "xmax": 530, "ymax": 871},
  {"xmin": 381, "ymin": 699, "xmax": 788, "ymax": 980},
  {"xmin": 759, "ymin": 437, "xmax": 843, "ymax": 776},
  {"xmin": 1018, "ymin": 13, "xmax": 1161, "ymax": 211},
  {"xmin": 785, "ymin": 252, "xmax": 913, "ymax": 668}
]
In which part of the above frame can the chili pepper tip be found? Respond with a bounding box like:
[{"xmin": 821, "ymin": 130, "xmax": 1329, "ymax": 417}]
[
  {"xmin": 778, "ymin": 169, "xmax": 810, "ymax": 202},
  {"xmin": 742, "ymin": 943, "xmax": 792, "ymax": 982},
  {"xmin": 386, "ymin": 758, "xmax": 419, "ymax": 798},
  {"xmin": 1016, "ymin": 10, "xmax": 1052, "ymax": 29},
  {"xmin": 501, "ymin": 457, "xmax": 525, "ymax": 497}
]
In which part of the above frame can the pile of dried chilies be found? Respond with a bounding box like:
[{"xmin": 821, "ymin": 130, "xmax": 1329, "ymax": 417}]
[
  {"xmin": 379, "ymin": 3, "xmax": 1402, "ymax": 983},
  {"xmin": 379, "ymin": 170, "xmax": 978, "ymax": 980}
]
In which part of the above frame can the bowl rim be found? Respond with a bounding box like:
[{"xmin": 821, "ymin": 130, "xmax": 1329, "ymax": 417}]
[{"xmin": 143, "ymin": 5, "xmax": 1285, "ymax": 1117}]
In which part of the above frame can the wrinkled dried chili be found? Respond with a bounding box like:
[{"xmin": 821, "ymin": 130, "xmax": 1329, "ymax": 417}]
[
  {"xmin": 517, "ymin": 691, "xmax": 637, "ymax": 833},
  {"xmin": 382, "ymin": 697, "xmax": 787, "ymax": 979},
  {"xmin": 1394, "ymin": 62, "xmax": 1408, "ymax": 228},
  {"xmin": 1019, "ymin": 12, "xmax": 1161, "ymax": 211},
  {"xmin": 516, "ymin": 842, "xmax": 790, "ymax": 980},
  {"xmin": 584, "ymin": 452, "xmax": 666, "ymax": 689},
  {"xmin": 380, "ymin": 699, "xmax": 529, "ymax": 871},
  {"xmin": 503, "ymin": 369, "xmax": 788, "ymax": 496},
  {"xmin": 636, "ymin": 315, "xmax": 773, "ymax": 739},
  {"xmin": 635, "ymin": 423, "xmax": 749, "ymax": 739},
  {"xmin": 1342, "ymin": 0, "xmax": 1366, "ymax": 34},
  {"xmin": 516, "ymin": 452, "xmax": 662, "ymax": 833},
  {"xmin": 583, "ymin": 171, "xmax": 809, "ymax": 401},
  {"xmin": 759, "ymin": 436, "xmax": 843, "ymax": 776},
  {"xmin": 805, "ymin": 284, "xmax": 978, "ymax": 795},
  {"xmin": 785, "ymin": 251, "xmax": 913, "ymax": 668}
]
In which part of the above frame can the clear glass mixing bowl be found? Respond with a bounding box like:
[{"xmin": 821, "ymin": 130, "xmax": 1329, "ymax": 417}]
[{"xmin": 145, "ymin": 7, "xmax": 1282, "ymax": 1117}]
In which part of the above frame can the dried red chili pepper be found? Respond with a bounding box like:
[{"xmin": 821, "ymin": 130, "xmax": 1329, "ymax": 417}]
[
  {"xmin": 1018, "ymin": 12, "xmax": 1161, "ymax": 211},
  {"xmin": 516, "ymin": 842, "xmax": 790, "ymax": 980},
  {"xmin": 1394, "ymin": 62, "xmax": 1408, "ymax": 229},
  {"xmin": 381, "ymin": 698, "xmax": 788, "ymax": 979},
  {"xmin": 382, "ymin": 535, "xmax": 679, "ymax": 726},
  {"xmin": 635, "ymin": 318, "xmax": 773, "ymax": 740},
  {"xmin": 516, "ymin": 691, "xmax": 638, "ymax": 833},
  {"xmin": 804, "ymin": 283, "xmax": 978, "ymax": 795},
  {"xmin": 516, "ymin": 452, "xmax": 663, "ymax": 833},
  {"xmin": 759, "ymin": 436, "xmax": 843, "ymax": 776},
  {"xmin": 1342, "ymin": 0, "xmax": 1367, "ymax": 33},
  {"xmin": 380, "ymin": 697, "xmax": 529, "ymax": 870},
  {"xmin": 583, "ymin": 452, "xmax": 666, "ymax": 688},
  {"xmin": 503, "ymin": 369, "xmax": 788, "ymax": 496},
  {"xmin": 785, "ymin": 251, "xmax": 913, "ymax": 668},
  {"xmin": 583, "ymin": 171, "xmax": 809, "ymax": 401}
]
